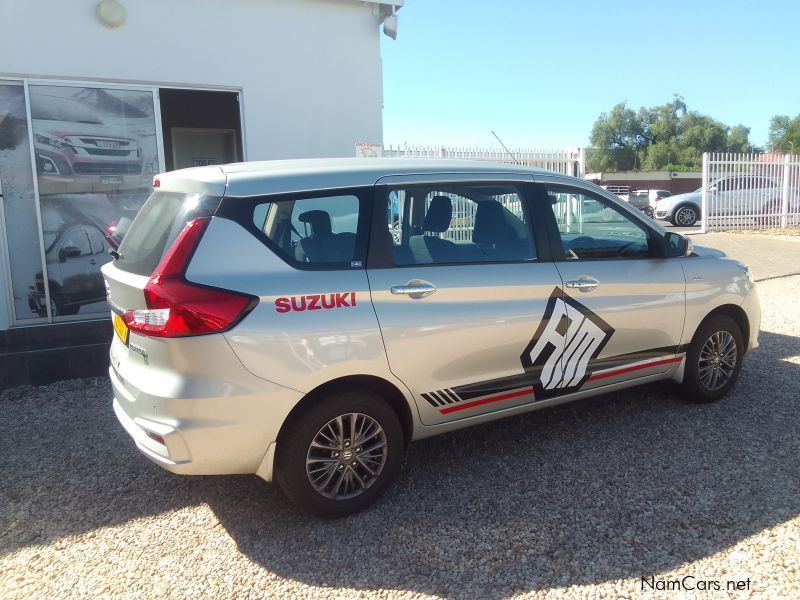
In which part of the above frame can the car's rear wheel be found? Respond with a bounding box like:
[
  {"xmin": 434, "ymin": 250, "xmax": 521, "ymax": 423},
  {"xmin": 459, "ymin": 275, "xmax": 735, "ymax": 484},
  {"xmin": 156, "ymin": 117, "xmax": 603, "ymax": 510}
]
[
  {"xmin": 276, "ymin": 390, "xmax": 404, "ymax": 518},
  {"xmin": 681, "ymin": 315, "xmax": 743, "ymax": 403},
  {"xmin": 672, "ymin": 204, "xmax": 699, "ymax": 227}
]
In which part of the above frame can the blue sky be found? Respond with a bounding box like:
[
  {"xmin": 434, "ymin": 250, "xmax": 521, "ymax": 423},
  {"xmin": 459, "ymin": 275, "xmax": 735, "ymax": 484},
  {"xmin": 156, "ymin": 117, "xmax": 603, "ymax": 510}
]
[{"xmin": 380, "ymin": 0, "xmax": 800, "ymax": 150}]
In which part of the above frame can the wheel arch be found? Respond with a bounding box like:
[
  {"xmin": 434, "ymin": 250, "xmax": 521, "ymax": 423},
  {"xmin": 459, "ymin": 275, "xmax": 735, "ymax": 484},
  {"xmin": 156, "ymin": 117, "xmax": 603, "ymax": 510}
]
[
  {"xmin": 276, "ymin": 374, "xmax": 416, "ymax": 451},
  {"xmin": 691, "ymin": 303, "xmax": 750, "ymax": 353}
]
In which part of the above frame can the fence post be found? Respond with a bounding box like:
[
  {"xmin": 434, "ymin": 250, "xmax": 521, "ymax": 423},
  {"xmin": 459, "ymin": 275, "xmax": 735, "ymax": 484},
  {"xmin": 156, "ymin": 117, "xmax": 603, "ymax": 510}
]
[
  {"xmin": 781, "ymin": 153, "xmax": 790, "ymax": 229},
  {"xmin": 700, "ymin": 152, "xmax": 709, "ymax": 234},
  {"xmin": 577, "ymin": 147, "xmax": 586, "ymax": 179}
]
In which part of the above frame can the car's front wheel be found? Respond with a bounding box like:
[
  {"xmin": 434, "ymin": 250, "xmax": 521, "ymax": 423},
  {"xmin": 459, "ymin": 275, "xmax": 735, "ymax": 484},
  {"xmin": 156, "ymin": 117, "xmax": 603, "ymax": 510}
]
[
  {"xmin": 276, "ymin": 389, "xmax": 404, "ymax": 518},
  {"xmin": 672, "ymin": 204, "xmax": 700, "ymax": 227},
  {"xmin": 681, "ymin": 315, "xmax": 744, "ymax": 403}
]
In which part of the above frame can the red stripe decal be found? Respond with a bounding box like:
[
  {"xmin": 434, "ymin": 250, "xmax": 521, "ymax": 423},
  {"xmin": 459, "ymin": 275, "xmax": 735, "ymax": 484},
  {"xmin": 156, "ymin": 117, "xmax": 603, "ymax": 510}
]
[
  {"xmin": 588, "ymin": 357, "xmax": 683, "ymax": 382},
  {"xmin": 439, "ymin": 388, "xmax": 534, "ymax": 415}
]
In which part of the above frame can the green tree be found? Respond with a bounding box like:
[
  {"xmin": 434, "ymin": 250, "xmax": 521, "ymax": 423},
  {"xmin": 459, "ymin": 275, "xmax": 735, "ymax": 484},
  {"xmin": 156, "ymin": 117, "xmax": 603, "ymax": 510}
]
[
  {"xmin": 588, "ymin": 102, "xmax": 647, "ymax": 171},
  {"xmin": 586, "ymin": 96, "xmax": 755, "ymax": 172},
  {"xmin": 767, "ymin": 115, "xmax": 800, "ymax": 153}
]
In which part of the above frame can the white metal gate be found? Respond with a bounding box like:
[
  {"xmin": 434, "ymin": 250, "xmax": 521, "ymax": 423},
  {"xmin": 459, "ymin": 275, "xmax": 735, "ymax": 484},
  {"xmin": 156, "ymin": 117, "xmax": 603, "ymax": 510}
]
[
  {"xmin": 701, "ymin": 152, "xmax": 800, "ymax": 232},
  {"xmin": 383, "ymin": 145, "xmax": 586, "ymax": 179}
]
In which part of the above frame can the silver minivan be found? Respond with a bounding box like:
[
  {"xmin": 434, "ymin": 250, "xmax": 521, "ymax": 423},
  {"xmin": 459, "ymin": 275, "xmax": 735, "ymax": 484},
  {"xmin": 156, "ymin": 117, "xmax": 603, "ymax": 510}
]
[{"xmin": 104, "ymin": 159, "xmax": 760, "ymax": 517}]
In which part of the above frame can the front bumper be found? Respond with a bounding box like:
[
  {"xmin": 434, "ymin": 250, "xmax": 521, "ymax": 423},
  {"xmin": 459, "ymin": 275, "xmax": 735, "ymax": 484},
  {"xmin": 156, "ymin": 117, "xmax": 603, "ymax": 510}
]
[{"xmin": 741, "ymin": 282, "xmax": 761, "ymax": 353}]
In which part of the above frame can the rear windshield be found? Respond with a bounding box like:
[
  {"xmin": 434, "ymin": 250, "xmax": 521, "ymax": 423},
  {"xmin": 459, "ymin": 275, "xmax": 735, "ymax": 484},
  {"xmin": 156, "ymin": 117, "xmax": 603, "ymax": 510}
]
[{"xmin": 114, "ymin": 191, "xmax": 221, "ymax": 276}]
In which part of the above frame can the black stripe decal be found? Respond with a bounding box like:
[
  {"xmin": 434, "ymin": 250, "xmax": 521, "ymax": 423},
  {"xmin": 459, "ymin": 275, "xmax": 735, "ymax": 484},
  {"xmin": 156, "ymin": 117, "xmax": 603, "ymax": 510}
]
[
  {"xmin": 432, "ymin": 390, "xmax": 452, "ymax": 405},
  {"xmin": 443, "ymin": 389, "xmax": 461, "ymax": 403},
  {"xmin": 589, "ymin": 344, "xmax": 685, "ymax": 372},
  {"xmin": 420, "ymin": 393, "xmax": 440, "ymax": 407},
  {"xmin": 453, "ymin": 372, "xmax": 537, "ymax": 401},
  {"xmin": 446, "ymin": 343, "xmax": 685, "ymax": 406}
]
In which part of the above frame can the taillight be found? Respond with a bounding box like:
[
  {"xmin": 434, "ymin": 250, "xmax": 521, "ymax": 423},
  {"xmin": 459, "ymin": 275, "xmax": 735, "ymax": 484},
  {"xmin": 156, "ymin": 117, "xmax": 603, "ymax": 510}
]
[{"xmin": 123, "ymin": 218, "xmax": 257, "ymax": 338}]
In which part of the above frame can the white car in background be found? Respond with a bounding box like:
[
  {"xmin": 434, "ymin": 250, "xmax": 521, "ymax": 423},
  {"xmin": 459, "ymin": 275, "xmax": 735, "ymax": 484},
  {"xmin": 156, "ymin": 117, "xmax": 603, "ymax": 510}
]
[{"xmin": 655, "ymin": 175, "xmax": 783, "ymax": 227}]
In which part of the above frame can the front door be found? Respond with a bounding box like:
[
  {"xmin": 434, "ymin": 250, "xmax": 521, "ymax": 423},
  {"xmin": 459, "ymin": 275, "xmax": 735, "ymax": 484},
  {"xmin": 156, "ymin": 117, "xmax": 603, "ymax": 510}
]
[
  {"xmin": 536, "ymin": 180, "xmax": 686, "ymax": 397},
  {"xmin": 366, "ymin": 177, "xmax": 564, "ymax": 425}
]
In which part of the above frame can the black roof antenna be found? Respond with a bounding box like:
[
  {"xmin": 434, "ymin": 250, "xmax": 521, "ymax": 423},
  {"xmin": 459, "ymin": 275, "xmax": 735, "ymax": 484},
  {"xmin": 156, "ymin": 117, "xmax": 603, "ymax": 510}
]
[{"xmin": 491, "ymin": 130, "xmax": 520, "ymax": 165}]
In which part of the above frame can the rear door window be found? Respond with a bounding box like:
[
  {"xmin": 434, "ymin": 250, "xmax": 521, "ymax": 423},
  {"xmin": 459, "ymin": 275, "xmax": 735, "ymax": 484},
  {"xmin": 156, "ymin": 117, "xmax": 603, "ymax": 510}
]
[{"xmin": 114, "ymin": 191, "xmax": 221, "ymax": 276}]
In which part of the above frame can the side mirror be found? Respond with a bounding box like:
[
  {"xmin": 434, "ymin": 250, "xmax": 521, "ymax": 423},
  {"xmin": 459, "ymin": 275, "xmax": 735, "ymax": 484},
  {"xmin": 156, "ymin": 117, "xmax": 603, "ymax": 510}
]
[
  {"xmin": 59, "ymin": 246, "xmax": 82, "ymax": 262},
  {"xmin": 664, "ymin": 232, "xmax": 693, "ymax": 258},
  {"xmin": 708, "ymin": 185, "xmax": 718, "ymax": 192}
]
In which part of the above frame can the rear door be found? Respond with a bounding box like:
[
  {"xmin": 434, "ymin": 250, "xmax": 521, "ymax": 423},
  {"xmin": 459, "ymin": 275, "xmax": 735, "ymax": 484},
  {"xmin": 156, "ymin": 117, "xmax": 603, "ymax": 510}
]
[
  {"xmin": 366, "ymin": 174, "xmax": 565, "ymax": 426},
  {"xmin": 535, "ymin": 177, "xmax": 686, "ymax": 396}
]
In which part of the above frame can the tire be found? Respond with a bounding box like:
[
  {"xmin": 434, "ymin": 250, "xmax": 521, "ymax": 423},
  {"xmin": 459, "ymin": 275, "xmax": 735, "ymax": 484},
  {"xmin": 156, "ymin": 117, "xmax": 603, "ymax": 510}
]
[
  {"xmin": 275, "ymin": 389, "xmax": 404, "ymax": 518},
  {"xmin": 672, "ymin": 204, "xmax": 699, "ymax": 227},
  {"xmin": 681, "ymin": 315, "xmax": 744, "ymax": 403}
]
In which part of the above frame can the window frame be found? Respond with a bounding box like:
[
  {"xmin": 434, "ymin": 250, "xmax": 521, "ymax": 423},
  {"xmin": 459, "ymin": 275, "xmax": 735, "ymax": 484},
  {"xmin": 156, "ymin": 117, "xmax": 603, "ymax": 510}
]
[
  {"xmin": 215, "ymin": 186, "xmax": 373, "ymax": 272},
  {"xmin": 367, "ymin": 181, "xmax": 551, "ymax": 269},
  {"xmin": 532, "ymin": 182, "xmax": 668, "ymax": 262}
]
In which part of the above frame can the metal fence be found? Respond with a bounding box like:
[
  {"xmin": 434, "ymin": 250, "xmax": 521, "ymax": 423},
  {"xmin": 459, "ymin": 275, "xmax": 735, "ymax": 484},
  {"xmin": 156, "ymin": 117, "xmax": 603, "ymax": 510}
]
[
  {"xmin": 701, "ymin": 152, "xmax": 800, "ymax": 232},
  {"xmin": 383, "ymin": 145, "xmax": 586, "ymax": 179}
]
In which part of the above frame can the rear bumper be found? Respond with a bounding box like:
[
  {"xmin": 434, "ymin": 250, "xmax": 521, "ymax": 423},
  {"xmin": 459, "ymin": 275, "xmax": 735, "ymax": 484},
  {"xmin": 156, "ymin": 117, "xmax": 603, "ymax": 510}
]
[{"xmin": 109, "ymin": 335, "xmax": 304, "ymax": 478}]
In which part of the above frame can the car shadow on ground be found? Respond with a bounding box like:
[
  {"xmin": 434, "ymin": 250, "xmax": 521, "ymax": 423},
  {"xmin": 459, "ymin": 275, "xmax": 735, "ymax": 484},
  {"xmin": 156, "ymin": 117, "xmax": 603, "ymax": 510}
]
[{"xmin": 1, "ymin": 330, "xmax": 798, "ymax": 597}]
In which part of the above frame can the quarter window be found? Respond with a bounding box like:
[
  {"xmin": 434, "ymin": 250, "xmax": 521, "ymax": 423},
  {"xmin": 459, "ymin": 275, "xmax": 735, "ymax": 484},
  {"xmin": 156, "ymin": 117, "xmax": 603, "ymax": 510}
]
[
  {"xmin": 385, "ymin": 183, "xmax": 535, "ymax": 265},
  {"xmin": 252, "ymin": 194, "xmax": 362, "ymax": 267},
  {"xmin": 547, "ymin": 189, "xmax": 653, "ymax": 260}
]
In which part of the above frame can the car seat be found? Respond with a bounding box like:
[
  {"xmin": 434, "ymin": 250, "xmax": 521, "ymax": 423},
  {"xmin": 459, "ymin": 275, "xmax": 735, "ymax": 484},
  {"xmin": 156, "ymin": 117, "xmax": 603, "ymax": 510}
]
[{"xmin": 408, "ymin": 195, "xmax": 459, "ymax": 263}]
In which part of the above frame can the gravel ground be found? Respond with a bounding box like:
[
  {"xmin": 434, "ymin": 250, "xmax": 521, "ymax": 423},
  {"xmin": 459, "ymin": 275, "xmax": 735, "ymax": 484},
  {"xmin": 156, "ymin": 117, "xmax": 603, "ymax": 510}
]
[{"xmin": 2, "ymin": 276, "xmax": 799, "ymax": 599}]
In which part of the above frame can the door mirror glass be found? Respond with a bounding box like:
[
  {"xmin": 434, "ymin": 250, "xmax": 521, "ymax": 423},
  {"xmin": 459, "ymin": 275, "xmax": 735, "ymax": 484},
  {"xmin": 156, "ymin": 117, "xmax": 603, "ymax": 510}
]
[{"xmin": 664, "ymin": 231, "xmax": 692, "ymax": 257}]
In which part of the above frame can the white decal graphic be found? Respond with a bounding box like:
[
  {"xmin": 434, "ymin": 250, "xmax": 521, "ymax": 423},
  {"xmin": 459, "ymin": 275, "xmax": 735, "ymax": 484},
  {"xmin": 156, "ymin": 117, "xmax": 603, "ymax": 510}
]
[{"xmin": 521, "ymin": 289, "xmax": 614, "ymax": 395}]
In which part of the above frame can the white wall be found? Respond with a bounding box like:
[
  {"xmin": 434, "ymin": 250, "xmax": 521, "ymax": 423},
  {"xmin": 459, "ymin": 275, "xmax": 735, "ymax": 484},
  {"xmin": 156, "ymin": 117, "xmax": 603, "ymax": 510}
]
[{"xmin": 0, "ymin": 0, "xmax": 385, "ymax": 159}]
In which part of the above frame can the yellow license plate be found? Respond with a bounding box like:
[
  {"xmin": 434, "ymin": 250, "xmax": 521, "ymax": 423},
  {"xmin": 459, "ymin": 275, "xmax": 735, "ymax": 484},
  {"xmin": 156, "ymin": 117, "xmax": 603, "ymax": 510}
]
[{"xmin": 113, "ymin": 313, "xmax": 129, "ymax": 345}]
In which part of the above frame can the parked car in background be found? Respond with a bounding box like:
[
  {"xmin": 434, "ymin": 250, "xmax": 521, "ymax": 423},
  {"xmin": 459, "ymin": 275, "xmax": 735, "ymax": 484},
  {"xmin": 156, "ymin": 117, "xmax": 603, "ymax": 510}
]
[
  {"xmin": 28, "ymin": 205, "xmax": 116, "ymax": 317},
  {"xmin": 655, "ymin": 175, "xmax": 786, "ymax": 227},
  {"xmin": 30, "ymin": 92, "xmax": 144, "ymax": 195},
  {"xmin": 626, "ymin": 189, "xmax": 672, "ymax": 218},
  {"xmin": 104, "ymin": 159, "xmax": 760, "ymax": 517}
]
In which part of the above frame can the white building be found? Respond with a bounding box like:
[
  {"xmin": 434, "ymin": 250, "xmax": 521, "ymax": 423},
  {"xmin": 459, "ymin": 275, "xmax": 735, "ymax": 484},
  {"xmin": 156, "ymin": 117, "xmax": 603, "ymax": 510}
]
[{"xmin": 0, "ymin": 0, "xmax": 401, "ymax": 386}]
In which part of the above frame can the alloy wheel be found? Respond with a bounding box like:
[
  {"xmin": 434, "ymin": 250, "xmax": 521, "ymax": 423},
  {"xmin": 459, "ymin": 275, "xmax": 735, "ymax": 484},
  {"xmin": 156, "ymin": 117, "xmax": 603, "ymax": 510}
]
[
  {"xmin": 698, "ymin": 331, "xmax": 737, "ymax": 392},
  {"xmin": 306, "ymin": 413, "xmax": 388, "ymax": 500},
  {"xmin": 676, "ymin": 206, "xmax": 697, "ymax": 226}
]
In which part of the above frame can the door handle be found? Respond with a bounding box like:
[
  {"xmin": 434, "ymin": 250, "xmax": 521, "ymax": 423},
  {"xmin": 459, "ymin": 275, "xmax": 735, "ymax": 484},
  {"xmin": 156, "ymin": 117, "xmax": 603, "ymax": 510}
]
[
  {"xmin": 390, "ymin": 280, "xmax": 437, "ymax": 299},
  {"xmin": 565, "ymin": 276, "xmax": 599, "ymax": 292},
  {"xmin": 89, "ymin": 259, "xmax": 97, "ymax": 265}
]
